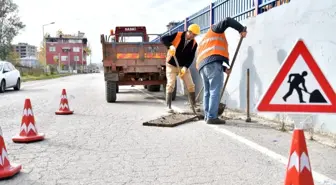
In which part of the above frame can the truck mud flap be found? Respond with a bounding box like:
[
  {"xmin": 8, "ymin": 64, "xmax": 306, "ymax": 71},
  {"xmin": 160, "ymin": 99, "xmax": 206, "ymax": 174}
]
[
  {"xmin": 104, "ymin": 73, "xmax": 119, "ymax": 81},
  {"xmin": 143, "ymin": 112, "xmax": 199, "ymax": 127}
]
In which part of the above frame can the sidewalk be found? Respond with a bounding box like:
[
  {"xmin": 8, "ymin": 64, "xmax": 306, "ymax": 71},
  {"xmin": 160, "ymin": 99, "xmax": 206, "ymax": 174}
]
[
  {"xmin": 139, "ymin": 88, "xmax": 336, "ymax": 183},
  {"xmin": 158, "ymin": 90, "xmax": 336, "ymax": 148}
]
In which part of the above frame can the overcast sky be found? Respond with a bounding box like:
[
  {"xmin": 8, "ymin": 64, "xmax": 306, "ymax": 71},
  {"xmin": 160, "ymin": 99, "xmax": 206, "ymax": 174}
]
[{"xmin": 12, "ymin": 0, "xmax": 211, "ymax": 63}]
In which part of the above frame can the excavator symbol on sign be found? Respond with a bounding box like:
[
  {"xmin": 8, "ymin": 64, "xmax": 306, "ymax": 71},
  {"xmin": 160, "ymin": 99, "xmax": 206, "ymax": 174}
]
[{"xmin": 282, "ymin": 71, "xmax": 327, "ymax": 103}]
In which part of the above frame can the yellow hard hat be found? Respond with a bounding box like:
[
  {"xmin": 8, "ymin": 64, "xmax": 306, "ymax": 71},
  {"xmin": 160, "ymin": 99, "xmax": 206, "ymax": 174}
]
[{"xmin": 188, "ymin": 24, "xmax": 201, "ymax": 35}]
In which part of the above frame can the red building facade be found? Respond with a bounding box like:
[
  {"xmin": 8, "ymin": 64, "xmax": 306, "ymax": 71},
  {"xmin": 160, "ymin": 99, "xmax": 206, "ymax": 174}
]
[{"xmin": 45, "ymin": 32, "xmax": 88, "ymax": 70}]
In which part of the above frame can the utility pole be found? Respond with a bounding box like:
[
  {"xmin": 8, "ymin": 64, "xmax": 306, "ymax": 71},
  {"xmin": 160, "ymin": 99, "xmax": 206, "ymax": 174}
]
[
  {"xmin": 75, "ymin": 49, "xmax": 77, "ymax": 72},
  {"xmin": 90, "ymin": 53, "xmax": 92, "ymax": 65},
  {"xmin": 81, "ymin": 44, "xmax": 84, "ymax": 73},
  {"xmin": 67, "ymin": 49, "xmax": 71, "ymax": 73},
  {"xmin": 58, "ymin": 53, "xmax": 61, "ymax": 72},
  {"xmin": 42, "ymin": 22, "xmax": 55, "ymax": 69}
]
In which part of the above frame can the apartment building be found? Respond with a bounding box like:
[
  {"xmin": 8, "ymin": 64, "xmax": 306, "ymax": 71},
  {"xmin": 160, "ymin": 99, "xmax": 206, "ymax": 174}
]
[
  {"xmin": 45, "ymin": 31, "xmax": 88, "ymax": 70},
  {"xmin": 13, "ymin": 43, "xmax": 37, "ymax": 58}
]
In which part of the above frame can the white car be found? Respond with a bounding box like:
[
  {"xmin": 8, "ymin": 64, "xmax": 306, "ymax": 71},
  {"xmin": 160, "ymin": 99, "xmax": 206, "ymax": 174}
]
[{"xmin": 0, "ymin": 61, "xmax": 21, "ymax": 93}]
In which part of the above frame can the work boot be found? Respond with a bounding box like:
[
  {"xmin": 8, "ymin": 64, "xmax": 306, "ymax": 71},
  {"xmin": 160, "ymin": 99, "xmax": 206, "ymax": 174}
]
[
  {"xmin": 188, "ymin": 92, "xmax": 201, "ymax": 112},
  {"xmin": 206, "ymin": 118, "xmax": 226, "ymax": 125},
  {"xmin": 166, "ymin": 92, "xmax": 174, "ymax": 113}
]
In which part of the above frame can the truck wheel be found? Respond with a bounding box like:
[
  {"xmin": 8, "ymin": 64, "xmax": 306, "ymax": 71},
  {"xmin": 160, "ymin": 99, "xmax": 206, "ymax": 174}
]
[
  {"xmin": 116, "ymin": 84, "xmax": 119, "ymax": 93},
  {"xmin": 147, "ymin": 85, "xmax": 161, "ymax": 92},
  {"xmin": 163, "ymin": 82, "xmax": 177, "ymax": 101},
  {"xmin": 144, "ymin": 85, "xmax": 147, "ymax": 89},
  {"xmin": 106, "ymin": 81, "xmax": 117, "ymax": 103}
]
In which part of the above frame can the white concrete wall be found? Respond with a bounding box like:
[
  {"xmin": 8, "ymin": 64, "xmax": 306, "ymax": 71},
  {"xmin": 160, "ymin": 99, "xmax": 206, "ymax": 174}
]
[{"xmin": 177, "ymin": 0, "xmax": 336, "ymax": 135}]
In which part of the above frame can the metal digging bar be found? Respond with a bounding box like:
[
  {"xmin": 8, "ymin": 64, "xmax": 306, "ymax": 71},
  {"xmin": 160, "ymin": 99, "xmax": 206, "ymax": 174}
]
[
  {"xmin": 142, "ymin": 55, "xmax": 202, "ymax": 127},
  {"xmin": 217, "ymin": 28, "xmax": 246, "ymax": 115}
]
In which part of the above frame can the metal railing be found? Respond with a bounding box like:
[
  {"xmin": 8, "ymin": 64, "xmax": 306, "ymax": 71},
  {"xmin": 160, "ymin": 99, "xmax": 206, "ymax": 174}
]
[{"xmin": 151, "ymin": 0, "xmax": 290, "ymax": 42}]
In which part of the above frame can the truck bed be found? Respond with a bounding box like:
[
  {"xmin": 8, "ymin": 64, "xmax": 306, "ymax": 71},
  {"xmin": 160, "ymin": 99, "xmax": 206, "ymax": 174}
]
[{"xmin": 102, "ymin": 42, "xmax": 167, "ymax": 73}]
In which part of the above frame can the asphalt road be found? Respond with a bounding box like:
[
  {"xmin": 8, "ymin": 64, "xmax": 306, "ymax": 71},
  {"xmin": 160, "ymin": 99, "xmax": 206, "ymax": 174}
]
[{"xmin": 1, "ymin": 73, "xmax": 336, "ymax": 185}]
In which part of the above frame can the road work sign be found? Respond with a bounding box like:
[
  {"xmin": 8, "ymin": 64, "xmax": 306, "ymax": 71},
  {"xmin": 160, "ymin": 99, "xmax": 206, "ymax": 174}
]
[{"xmin": 257, "ymin": 39, "xmax": 336, "ymax": 113}]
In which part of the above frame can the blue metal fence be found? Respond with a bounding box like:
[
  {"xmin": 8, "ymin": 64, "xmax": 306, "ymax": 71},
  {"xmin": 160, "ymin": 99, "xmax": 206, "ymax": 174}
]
[{"xmin": 151, "ymin": 0, "xmax": 290, "ymax": 42}]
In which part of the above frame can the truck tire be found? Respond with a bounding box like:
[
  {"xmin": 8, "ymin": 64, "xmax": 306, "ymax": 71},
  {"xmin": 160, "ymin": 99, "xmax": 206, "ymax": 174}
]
[
  {"xmin": 144, "ymin": 85, "xmax": 147, "ymax": 89},
  {"xmin": 106, "ymin": 81, "xmax": 117, "ymax": 103},
  {"xmin": 147, "ymin": 85, "xmax": 161, "ymax": 92},
  {"xmin": 162, "ymin": 82, "xmax": 177, "ymax": 101},
  {"xmin": 116, "ymin": 84, "xmax": 119, "ymax": 93}
]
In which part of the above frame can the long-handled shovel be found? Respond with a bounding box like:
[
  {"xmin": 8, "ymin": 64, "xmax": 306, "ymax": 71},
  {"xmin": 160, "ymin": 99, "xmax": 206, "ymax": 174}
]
[
  {"xmin": 196, "ymin": 27, "xmax": 247, "ymax": 116},
  {"xmin": 173, "ymin": 55, "xmax": 201, "ymax": 118}
]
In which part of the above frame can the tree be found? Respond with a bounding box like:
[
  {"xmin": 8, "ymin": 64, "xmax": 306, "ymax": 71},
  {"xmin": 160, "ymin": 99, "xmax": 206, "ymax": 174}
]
[
  {"xmin": 6, "ymin": 50, "xmax": 20, "ymax": 65},
  {"xmin": 0, "ymin": 0, "xmax": 25, "ymax": 60},
  {"xmin": 37, "ymin": 41, "xmax": 45, "ymax": 66},
  {"xmin": 84, "ymin": 43, "xmax": 91, "ymax": 56},
  {"xmin": 37, "ymin": 33, "xmax": 49, "ymax": 66},
  {"xmin": 83, "ymin": 43, "xmax": 91, "ymax": 64},
  {"xmin": 56, "ymin": 29, "xmax": 63, "ymax": 37}
]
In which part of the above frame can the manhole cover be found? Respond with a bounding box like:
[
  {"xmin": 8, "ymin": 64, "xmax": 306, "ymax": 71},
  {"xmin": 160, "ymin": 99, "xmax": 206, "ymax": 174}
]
[{"xmin": 143, "ymin": 113, "xmax": 199, "ymax": 127}]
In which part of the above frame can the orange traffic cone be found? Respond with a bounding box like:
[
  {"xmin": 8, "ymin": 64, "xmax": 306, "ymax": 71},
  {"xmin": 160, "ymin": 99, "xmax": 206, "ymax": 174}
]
[
  {"xmin": 12, "ymin": 99, "xmax": 45, "ymax": 143},
  {"xmin": 0, "ymin": 128, "xmax": 22, "ymax": 179},
  {"xmin": 284, "ymin": 128, "xmax": 314, "ymax": 185},
  {"xmin": 55, "ymin": 89, "xmax": 74, "ymax": 115}
]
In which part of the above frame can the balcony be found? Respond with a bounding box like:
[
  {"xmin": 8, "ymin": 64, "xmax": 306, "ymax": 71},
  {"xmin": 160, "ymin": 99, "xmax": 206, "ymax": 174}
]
[{"xmin": 62, "ymin": 47, "xmax": 71, "ymax": 52}]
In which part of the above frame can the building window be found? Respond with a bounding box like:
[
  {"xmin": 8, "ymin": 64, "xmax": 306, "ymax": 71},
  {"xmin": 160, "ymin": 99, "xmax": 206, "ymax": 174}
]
[
  {"xmin": 74, "ymin": 56, "xmax": 79, "ymax": 61},
  {"xmin": 49, "ymin": 46, "xmax": 56, "ymax": 52},
  {"xmin": 61, "ymin": 56, "xmax": 68, "ymax": 61},
  {"xmin": 73, "ymin": 47, "xmax": 80, "ymax": 52}
]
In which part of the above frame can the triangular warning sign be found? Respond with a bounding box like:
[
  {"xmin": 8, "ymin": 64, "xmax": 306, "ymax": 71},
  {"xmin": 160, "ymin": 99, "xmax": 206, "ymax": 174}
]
[{"xmin": 257, "ymin": 39, "xmax": 336, "ymax": 113}]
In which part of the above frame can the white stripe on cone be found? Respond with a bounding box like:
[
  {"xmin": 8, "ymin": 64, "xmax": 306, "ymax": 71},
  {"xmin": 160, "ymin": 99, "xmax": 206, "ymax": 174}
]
[
  {"xmin": 287, "ymin": 151, "xmax": 311, "ymax": 172},
  {"xmin": 59, "ymin": 103, "xmax": 69, "ymax": 109},
  {"xmin": 23, "ymin": 108, "xmax": 33, "ymax": 116},
  {"xmin": 0, "ymin": 148, "xmax": 9, "ymax": 166},
  {"xmin": 20, "ymin": 122, "xmax": 37, "ymax": 134}
]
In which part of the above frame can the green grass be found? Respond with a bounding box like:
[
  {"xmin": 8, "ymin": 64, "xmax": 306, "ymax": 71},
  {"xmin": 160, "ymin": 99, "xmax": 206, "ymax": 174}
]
[{"xmin": 21, "ymin": 73, "xmax": 72, "ymax": 82}]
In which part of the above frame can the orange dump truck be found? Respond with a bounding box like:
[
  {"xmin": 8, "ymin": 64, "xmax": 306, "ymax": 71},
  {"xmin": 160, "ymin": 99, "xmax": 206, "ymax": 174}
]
[{"xmin": 100, "ymin": 26, "xmax": 177, "ymax": 102}]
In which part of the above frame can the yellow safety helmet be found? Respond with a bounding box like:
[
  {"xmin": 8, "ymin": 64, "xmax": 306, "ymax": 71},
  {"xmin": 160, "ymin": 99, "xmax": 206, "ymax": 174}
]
[{"xmin": 188, "ymin": 24, "xmax": 201, "ymax": 35}]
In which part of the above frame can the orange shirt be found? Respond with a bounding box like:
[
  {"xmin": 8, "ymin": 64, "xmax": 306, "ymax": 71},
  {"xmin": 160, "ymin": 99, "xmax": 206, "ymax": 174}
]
[{"xmin": 195, "ymin": 29, "xmax": 229, "ymax": 70}]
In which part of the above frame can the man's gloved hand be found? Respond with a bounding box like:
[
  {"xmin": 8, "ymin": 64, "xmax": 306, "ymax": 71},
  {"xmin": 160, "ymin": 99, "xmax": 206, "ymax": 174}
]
[
  {"xmin": 168, "ymin": 45, "xmax": 176, "ymax": 56},
  {"xmin": 222, "ymin": 66, "xmax": 231, "ymax": 75},
  {"xmin": 225, "ymin": 68, "xmax": 231, "ymax": 75},
  {"xmin": 179, "ymin": 67, "xmax": 187, "ymax": 77},
  {"xmin": 240, "ymin": 26, "xmax": 247, "ymax": 38}
]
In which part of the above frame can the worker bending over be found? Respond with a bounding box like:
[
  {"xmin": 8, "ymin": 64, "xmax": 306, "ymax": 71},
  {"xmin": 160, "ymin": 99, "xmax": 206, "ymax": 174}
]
[
  {"xmin": 195, "ymin": 17, "xmax": 247, "ymax": 124},
  {"xmin": 161, "ymin": 24, "xmax": 201, "ymax": 113}
]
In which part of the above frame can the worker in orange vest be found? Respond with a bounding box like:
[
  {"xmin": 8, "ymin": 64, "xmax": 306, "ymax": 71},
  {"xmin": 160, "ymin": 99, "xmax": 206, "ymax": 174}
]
[
  {"xmin": 161, "ymin": 24, "xmax": 201, "ymax": 113},
  {"xmin": 195, "ymin": 17, "xmax": 247, "ymax": 124}
]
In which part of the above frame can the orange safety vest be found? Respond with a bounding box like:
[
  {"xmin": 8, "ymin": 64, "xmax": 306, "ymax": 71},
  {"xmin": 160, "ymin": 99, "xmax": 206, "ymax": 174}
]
[
  {"xmin": 195, "ymin": 28, "xmax": 229, "ymax": 70},
  {"xmin": 166, "ymin": 32, "xmax": 196, "ymax": 63}
]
